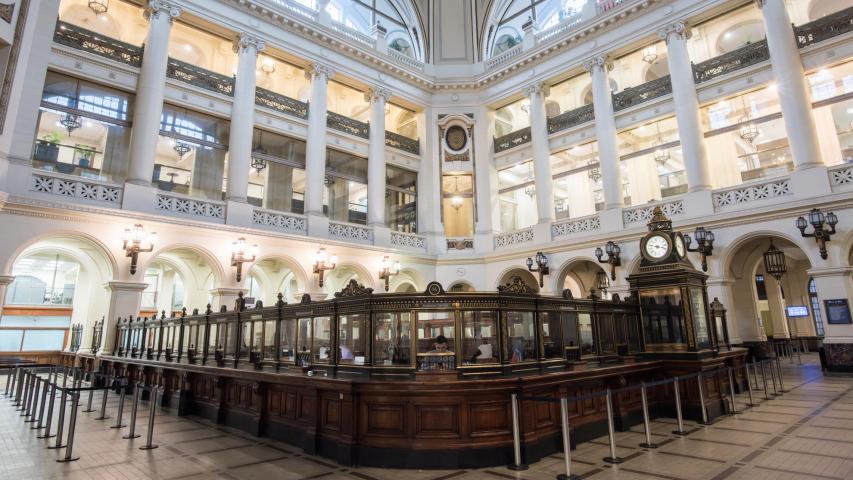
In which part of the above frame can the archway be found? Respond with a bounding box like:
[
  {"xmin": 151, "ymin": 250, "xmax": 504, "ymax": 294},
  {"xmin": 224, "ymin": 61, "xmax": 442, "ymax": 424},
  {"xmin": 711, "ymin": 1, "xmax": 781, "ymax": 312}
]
[
  {"xmin": 448, "ymin": 281, "xmax": 475, "ymax": 292},
  {"xmin": 555, "ymin": 259, "xmax": 608, "ymax": 298},
  {"xmin": 323, "ymin": 262, "xmax": 375, "ymax": 297},
  {"xmin": 247, "ymin": 255, "xmax": 309, "ymax": 305},
  {"xmin": 140, "ymin": 246, "xmax": 222, "ymax": 314}
]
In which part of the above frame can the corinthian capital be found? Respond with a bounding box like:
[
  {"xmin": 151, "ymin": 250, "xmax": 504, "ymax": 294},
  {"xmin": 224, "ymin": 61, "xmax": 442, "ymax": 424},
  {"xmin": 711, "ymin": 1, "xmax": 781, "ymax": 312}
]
[
  {"xmin": 233, "ymin": 34, "xmax": 266, "ymax": 55},
  {"xmin": 144, "ymin": 0, "xmax": 181, "ymax": 22},
  {"xmin": 582, "ymin": 55, "xmax": 612, "ymax": 73},
  {"xmin": 305, "ymin": 63, "xmax": 335, "ymax": 82},
  {"xmin": 524, "ymin": 82, "xmax": 549, "ymax": 98},
  {"xmin": 657, "ymin": 21, "xmax": 692, "ymax": 43},
  {"xmin": 365, "ymin": 86, "xmax": 392, "ymax": 104}
]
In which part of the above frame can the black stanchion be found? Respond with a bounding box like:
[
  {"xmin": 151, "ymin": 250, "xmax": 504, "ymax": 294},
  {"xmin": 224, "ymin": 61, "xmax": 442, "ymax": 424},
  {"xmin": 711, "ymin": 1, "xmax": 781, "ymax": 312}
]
[
  {"xmin": 697, "ymin": 374, "xmax": 710, "ymax": 425},
  {"xmin": 111, "ymin": 378, "xmax": 127, "ymax": 429},
  {"xmin": 557, "ymin": 397, "xmax": 580, "ymax": 480},
  {"xmin": 17, "ymin": 371, "xmax": 30, "ymax": 412},
  {"xmin": 760, "ymin": 361, "xmax": 771, "ymax": 400},
  {"xmin": 35, "ymin": 377, "xmax": 49, "ymax": 429},
  {"xmin": 27, "ymin": 377, "xmax": 42, "ymax": 426},
  {"xmin": 602, "ymin": 389, "xmax": 623, "ymax": 464},
  {"xmin": 37, "ymin": 382, "xmax": 57, "ymax": 439},
  {"xmin": 639, "ymin": 382, "xmax": 657, "ymax": 448},
  {"xmin": 776, "ymin": 357, "xmax": 788, "ymax": 393},
  {"xmin": 123, "ymin": 383, "xmax": 141, "ymax": 439},
  {"xmin": 95, "ymin": 375, "xmax": 111, "ymax": 421},
  {"xmin": 3, "ymin": 367, "xmax": 12, "ymax": 396},
  {"xmin": 139, "ymin": 387, "xmax": 160, "ymax": 450},
  {"xmin": 13, "ymin": 369, "xmax": 25, "ymax": 407},
  {"xmin": 25, "ymin": 373, "xmax": 39, "ymax": 421},
  {"xmin": 83, "ymin": 374, "xmax": 96, "ymax": 413},
  {"xmin": 744, "ymin": 363, "xmax": 756, "ymax": 407},
  {"xmin": 56, "ymin": 392, "xmax": 80, "ymax": 462},
  {"xmin": 727, "ymin": 368, "xmax": 742, "ymax": 415},
  {"xmin": 672, "ymin": 376, "xmax": 688, "ymax": 436},
  {"xmin": 48, "ymin": 386, "xmax": 68, "ymax": 449}
]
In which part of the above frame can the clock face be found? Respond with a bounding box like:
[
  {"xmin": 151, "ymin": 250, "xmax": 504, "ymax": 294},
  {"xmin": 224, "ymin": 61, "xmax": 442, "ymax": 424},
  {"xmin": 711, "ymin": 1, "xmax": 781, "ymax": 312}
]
[
  {"xmin": 645, "ymin": 234, "xmax": 670, "ymax": 260},
  {"xmin": 446, "ymin": 126, "xmax": 467, "ymax": 151},
  {"xmin": 674, "ymin": 234, "xmax": 685, "ymax": 258}
]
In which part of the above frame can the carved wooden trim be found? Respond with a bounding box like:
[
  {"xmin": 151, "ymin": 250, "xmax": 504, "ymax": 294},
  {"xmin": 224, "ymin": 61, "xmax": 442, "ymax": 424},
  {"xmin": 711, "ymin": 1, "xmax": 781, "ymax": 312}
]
[{"xmin": 334, "ymin": 279, "xmax": 374, "ymax": 298}]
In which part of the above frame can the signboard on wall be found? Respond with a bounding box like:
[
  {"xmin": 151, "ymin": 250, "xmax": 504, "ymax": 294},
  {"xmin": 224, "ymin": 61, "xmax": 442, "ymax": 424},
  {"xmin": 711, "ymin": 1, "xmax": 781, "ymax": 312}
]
[
  {"xmin": 825, "ymin": 299, "xmax": 852, "ymax": 324},
  {"xmin": 786, "ymin": 306, "xmax": 810, "ymax": 318}
]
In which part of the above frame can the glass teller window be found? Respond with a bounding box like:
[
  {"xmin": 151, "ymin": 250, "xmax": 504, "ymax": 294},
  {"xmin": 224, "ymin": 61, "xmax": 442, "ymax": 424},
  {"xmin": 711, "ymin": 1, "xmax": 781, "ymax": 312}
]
[
  {"xmin": 373, "ymin": 312, "xmax": 412, "ymax": 366},
  {"xmin": 504, "ymin": 311, "xmax": 536, "ymax": 363},
  {"xmin": 338, "ymin": 314, "xmax": 368, "ymax": 365},
  {"xmin": 640, "ymin": 288, "xmax": 686, "ymax": 349}
]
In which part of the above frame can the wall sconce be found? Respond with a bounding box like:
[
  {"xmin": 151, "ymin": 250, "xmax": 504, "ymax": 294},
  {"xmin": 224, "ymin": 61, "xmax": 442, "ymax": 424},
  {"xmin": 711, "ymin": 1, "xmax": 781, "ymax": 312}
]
[
  {"xmin": 526, "ymin": 251, "xmax": 549, "ymax": 288},
  {"xmin": 595, "ymin": 241, "xmax": 621, "ymax": 280},
  {"xmin": 685, "ymin": 226, "xmax": 714, "ymax": 272},
  {"xmin": 260, "ymin": 57, "xmax": 276, "ymax": 74},
  {"xmin": 121, "ymin": 224, "xmax": 156, "ymax": 275},
  {"xmin": 88, "ymin": 0, "xmax": 108, "ymax": 15},
  {"xmin": 378, "ymin": 256, "xmax": 401, "ymax": 292},
  {"xmin": 230, "ymin": 237, "xmax": 258, "ymax": 282},
  {"xmin": 313, "ymin": 248, "xmax": 337, "ymax": 287},
  {"xmin": 796, "ymin": 208, "xmax": 837, "ymax": 260}
]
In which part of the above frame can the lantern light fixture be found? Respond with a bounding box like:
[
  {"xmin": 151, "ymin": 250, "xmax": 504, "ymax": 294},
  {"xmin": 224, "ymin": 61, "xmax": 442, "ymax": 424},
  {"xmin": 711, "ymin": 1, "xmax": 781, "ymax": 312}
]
[
  {"xmin": 60, "ymin": 113, "xmax": 82, "ymax": 134},
  {"xmin": 313, "ymin": 248, "xmax": 337, "ymax": 288},
  {"xmin": 685, "ymin": 226, "xmax": 715, "ymax": 272},
  {"xmin": 88, "ymin": 0, "xmax": 108, "ymax": 15},
  {"xmin": 796, "ymin": 207, "xmax": 837, "ymax": 260},
  {"xmin": 230, "ymin": 237, "xmax": 258, "ymax": 282},
  {"xmin": 121, "ymin": 224, "xmax": 156, "ymax": 275},
  {"xmin": 763, "ymin": 240, "xmax": 787, "ymax": 281},
  {"xmin": 594, "ymin": 269, "xmax": 611, "ymax": 297},
  {"xmin": 595, "ymin": 241, "xmax": 622, "ymax": 280},
  {"xmin": 526, "ymin": 251, "xmax": 550, "ymax": 288},
  {"xmin": 587, "ymin": 159, "xmax": 601, "ymax": 182},
  {"xmin": 642, "ymin": 44, "xmax": 658, "ymax": 64},
  {"xmin": 173, "ymin": 140, "xmax": 192, "ymax": 159},
  {"xmin": 378, "ymin": 256, "xmax": 401, "ymax": 292},
  {"xmin": 251, "ymin": 145, "xmax": 267, "ymax": 172}
]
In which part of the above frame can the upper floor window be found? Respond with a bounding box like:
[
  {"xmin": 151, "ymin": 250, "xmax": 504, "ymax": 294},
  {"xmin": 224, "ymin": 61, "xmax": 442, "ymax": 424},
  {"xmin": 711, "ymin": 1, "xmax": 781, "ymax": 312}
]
[
  {"xmin": 170, "ymin": 22, "xmax": 237, "ymax": 77},
  {"xmin": 328, "ymin": 81, "xmax": 370, "ymax": 122},
  {"xmin": 688, "ymin": 4, "xmax": 765, "ymax": 64},
  {"xmin": 495, "ymin": 97, "xmax": 530, "ymax": 137},
  {"xmin": 249, "ymin": 129, "xmax": 306, "ymax": 214},
  {"xmin": 498, "ymin": 161, "xmax": 537, "ymax": 231},
  {"xmin": 386, "ymin": 165, "xmax": 417, "ymax": 233},
  {"xmin": 325, "ymin": 149, "xmax": 369, "ymax": 224},
  {"xmin": 58, "ymin": 0, "xmax": 146, "ymax": 46},
  {"xmin": 787, "ymin": 0, "xmax": 851, "ymax": 26},
  {"xmin": 486, "ymin": 0, "xmax": 586, "ymax": 58},
  {"xmin": 808, "ymin": 61, "xmax": 853, "ymax": 166}
]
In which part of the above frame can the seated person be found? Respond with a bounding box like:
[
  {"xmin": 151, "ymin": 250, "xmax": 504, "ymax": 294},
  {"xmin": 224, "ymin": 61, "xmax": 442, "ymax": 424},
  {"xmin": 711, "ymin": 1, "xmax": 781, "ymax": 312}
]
[
  {"xmin": 510, "ymin": 337, "xmax": 526, "ymax": 362},
  {"xmin": 340, "ymin": 344, "xmax": 354, "ymax": 361},
  {"xmin": 469, "ymin": 340, "xmax": 494, "ymax": 363},
  {"xmin": 431, "ymin": 335, "xmax": 449, "ymax": 353}
]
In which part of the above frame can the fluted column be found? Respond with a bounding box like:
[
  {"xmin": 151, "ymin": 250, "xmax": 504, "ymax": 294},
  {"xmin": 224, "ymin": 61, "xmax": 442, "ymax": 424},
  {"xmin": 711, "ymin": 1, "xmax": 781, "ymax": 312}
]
[
  {"xmin": 584, "ymin": 56, "xmax": 623, "ymax": 209},
  {"xmin": 303, "ymin": 63, "xmax": 335, "ymax": 217},
  {"xmin": 366, "ymin": 87, "xmax": 391, "ymax": 226},
  {"xmin": 526, "ymin": 82, "xmax": 555, "ymax": 224},
  {"xmin": 756, "ymin": 0, "xmax": 822, "ymax": 170},
  {"xmin": 126, "ymin": 0, "xmax": 181, "ymax": 186},
  {"xmin": 659, "ymin": 22, "xmax": 711, "ymax": 191},
  {"xmin": 226, "ymin": 34, "xmax": 265, "ymax": 202}
]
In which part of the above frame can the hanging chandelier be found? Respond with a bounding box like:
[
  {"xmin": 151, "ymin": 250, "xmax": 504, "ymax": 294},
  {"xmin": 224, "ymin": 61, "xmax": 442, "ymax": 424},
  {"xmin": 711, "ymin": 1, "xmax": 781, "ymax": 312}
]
[
  {"xmin": 88, "ymin": 0, "xmax": 108, "ymax": 15},
  {"xmin": 587, "ymin": 159, "xmax": 601, "ymax": 181},
  {"xmin": 173, "ymin": 140, "xmax": 191, "ymax": 159},
  {"xmin": 738, "ymin": 117, "xmax": 760, "ymax": 143},
  {"xmin": 653, "ymin": 144, "xmax": 671, "ymax": 166},
  {"xmin": 59, "ymin": 113, "xmax": 81, "ymax": 134},
  {"xmin": 763, "ymin": 240, "xmax": 787, "ymax": 281},
  {"xmin": 324, "ymin": 174, "xmax": 335, "ymax": 187},
  {"xmin": 260, "ymin": 58, "xmax": 276, "ymax": 75},
  {"xmin": 450, "ymin": 176, "xmax": 464, "ymax": 209},
  {"xmin": 524, "ymin": 163, "xmax": 535, "ymax": 197},
  {"xmin": 642, "ymin": 45, "xmax": 658, "ymax": 64},
  {"xmin": 251, "ymin": 145, "xmax": 267, "ymax": 172}
]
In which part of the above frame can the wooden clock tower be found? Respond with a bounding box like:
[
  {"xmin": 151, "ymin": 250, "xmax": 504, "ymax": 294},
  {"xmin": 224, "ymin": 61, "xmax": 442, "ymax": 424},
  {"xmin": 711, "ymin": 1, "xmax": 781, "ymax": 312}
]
[{"xmin": 627, "ymin": 207, "xmax": 717, "ymax": 358}]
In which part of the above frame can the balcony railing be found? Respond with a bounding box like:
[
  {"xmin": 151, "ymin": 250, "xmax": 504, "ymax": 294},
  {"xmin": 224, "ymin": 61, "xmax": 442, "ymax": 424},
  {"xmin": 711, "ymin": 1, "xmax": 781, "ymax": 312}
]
[
  {"xmin": 795, "ymin": 6, "xmax": 853, "ymax": 48},
  {"xmin": 385, "ymin": 131, "xmax": 420, "ymax": 154},
  {"xmin": 255, "ymin": 87, "xmax": 308, "ymax": 119},
  {"xmin": 612, "ymin": 75, "xmax": 672, "ymax": 112},
  {"xmin": 166, "ymin": 58, "xmax": 234, "ymax": 97},
  {"xmin": 547, "ymin": 104, "xmax": 594, "ymax": 134},
  {"xmin": 327, "ymin": 111, "xmax": 369, "ymax": 139},
  {"xmin": 53, "ymin": 21, "xmax": 143, "ymax": 68},
  {"xmin": 692, "ymin": 40, "xmax": 770, "ymax": 84},
  {"xmin": 494, "ymin": 126, "xmax": 532, "ymax": 153}
]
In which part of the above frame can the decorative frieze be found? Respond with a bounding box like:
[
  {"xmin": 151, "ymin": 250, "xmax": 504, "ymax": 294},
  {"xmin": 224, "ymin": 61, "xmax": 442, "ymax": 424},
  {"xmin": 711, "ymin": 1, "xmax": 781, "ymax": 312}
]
[
  {"xmin": 327, "ymin": 111, "xmax": 369, "ymax": 139},
  {"xmin": 329, "ymin": 221, "xmax": 373, "ymax": 243},
  {"xmin": 252, "ymin": 208, "xmax": 307, "ymax": 234},
  {"xmin": 547, "ymin": 104, "xmax": 594, "ymax": 134},
  {"xmin": 656, "ymin": 21, "xmax": 691, "ymax": 43},
  {"xmin": 31, "ymin": 172, "xmax": 122, "ymax": 204},
  {"xmin": 233, "ymin": 33, "xmax": 265, "ymax": 55},
  {"xmin": 612, "ymin": 75, "xmax": 672, "ymax": 111},
  {"xmin": 829, "ymin": 164, "xmax": 853, "ymax": 187},
  {"xmin": 385, "ymin": 131, "xmax": 420, "ymax": 154},
  {"xmin": 711, "ymin": 178, "xmax": 791, "ymax": 209},
  {"xmin": 390, "ymin": 231, "xmax": 426, "ymax": 250},
  {"xmin": 447, "ymin": 238, "xmax": 474, "ymax": 250},
  {"xmin": 156, "ymin": 193, "xmax": 225, "ymax": 220},
  {"xmin": 494, "ymin": 228, "xmax": 534, "ymax": 249},
  {"xmin": 551, "ymin": 215, "xmax": 601, "ymax": 238},
  {"xmin": 623, "ymin": 200, "xmax": 684, "ymax": 225}
]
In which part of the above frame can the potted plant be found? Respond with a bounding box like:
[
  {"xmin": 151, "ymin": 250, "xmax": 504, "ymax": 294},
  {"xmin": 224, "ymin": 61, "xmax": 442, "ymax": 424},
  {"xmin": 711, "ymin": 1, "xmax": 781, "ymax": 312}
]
[
  {"xmin": 74, "ymin": 145, "xmax": 96, "ymax": 169},
  {"xmin": 34, "ymin": 131, "xmax": 63, "ymax": 163}
]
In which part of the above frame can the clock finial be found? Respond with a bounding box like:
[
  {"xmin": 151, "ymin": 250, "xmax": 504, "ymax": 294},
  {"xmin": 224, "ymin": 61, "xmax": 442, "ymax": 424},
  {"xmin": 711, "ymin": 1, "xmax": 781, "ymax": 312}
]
[{"xmin": 647, "ymin": 206, "xmax": 672, "ymax": 232}]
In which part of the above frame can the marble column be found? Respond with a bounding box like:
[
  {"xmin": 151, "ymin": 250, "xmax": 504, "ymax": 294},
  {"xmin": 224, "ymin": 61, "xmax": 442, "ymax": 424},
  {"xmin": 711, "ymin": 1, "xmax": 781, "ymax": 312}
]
[
  {"xmin": 526, "ymin": 82, "xmax": 555, "ymax": 224},
  {"xmin": 126, "ymin": 0, "xmax": 181, "ymax": 186},
  {"xmin": 99, "ymin": 281, "xmax": 148, "ymax": 355},
  {"xmin": 366, "ymin": 86, "xmax": 391, "ymax": 226},
  {"xmin": 303, "ymin": 63, "xmax": 335, "ymax": 217},
  {"xmin": 226, "ymin": 34, "xmax": 265, "ymax": 203},
  {"xmin": 584, "ymin": 56, "xmax": 623, "ymax": 210},
  {"xmin": 659, "ymin": 21, "xmax": 711, "ymax": 192},
  {"xmin": 756, "ymin": 0, "xmax": 822, "ymax": 170}
]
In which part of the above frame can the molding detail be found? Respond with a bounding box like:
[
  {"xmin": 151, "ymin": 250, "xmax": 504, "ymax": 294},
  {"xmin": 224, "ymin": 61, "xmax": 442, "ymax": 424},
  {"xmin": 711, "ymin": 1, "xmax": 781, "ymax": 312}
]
[
  {"xmin": 145, "ymin": 0, "xmax": 181, "ymax": 21},
  {"xmin": 390, "ymin": 231, "xmax": 426, "ymax": 250},
  {"xmin": 233, "ymin": 33, "xmax": 266, "ymax": 55},
  {"xmin": 156, "ymin": 193, "xmax": 225, "ymax": 220},
  {"xmin": 328, "ymin": 221, "xmax": 373, "ymax": 243},
  {"xmin": 334, "ymin": 279, "xmax": 373, "ymax": 297},
  {"xmin": 623, "ymin": 200, "xmax": 684, "ymax": 225},
  {"xmin": 252, "ymin": 208, "xmax": 307, "ymax": 234},
  {"xmin": 305, "ymin": 62, "xmax": 335, "ymax": 81},
  {"xmin": 494, "ymin": 228, "xmax": 534, "ymax": 249},
  {"xmin": 31, "ymin": 172, "xmax": 122, "ymax": 204},
  {"xmin": 523, "ymin": 82, "xmax": 549, "ymax": 97},
  {"xmin": 830, "ymin": 164, "xmax": 853, "ymax": 187},
  {"xmin": 551, "ymin": 215, "xmax": 601, "ymax": 238},
  {"xmin": 365, "ymin": 86, "xmax": 392, "ymax": 103},
  {"xmin": 711, "ymin": 178, "xmax": 791, "ymax": 209},
  {"xmin": 656, "ymin": 21, "xmax": 691, "ymax": 43},
  {"xmin": 497, "ymin": 276, "xmax": 536, "ymax": 294},
  {"xmin": 582, "ymin": 55, "xmax": 613, "ymax": 72}
]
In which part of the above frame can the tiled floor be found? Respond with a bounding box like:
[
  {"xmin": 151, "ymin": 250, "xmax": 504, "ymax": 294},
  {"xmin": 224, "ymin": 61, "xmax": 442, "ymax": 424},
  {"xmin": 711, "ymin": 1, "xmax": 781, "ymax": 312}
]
[{"xmin": 1, "ymin": 354, "xmax": 849, "ymax": 480}]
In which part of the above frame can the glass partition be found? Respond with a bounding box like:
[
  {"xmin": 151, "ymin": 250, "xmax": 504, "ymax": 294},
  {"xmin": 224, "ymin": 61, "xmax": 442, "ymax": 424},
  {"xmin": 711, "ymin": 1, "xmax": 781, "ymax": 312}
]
[
  {"xmin": 313, "ymin": 316, "xmax": 332, "ymax": 363},
  {"xmin": 462, "ymin": 311, "xmax": 499, "ymax": 365},
  {"xmin": 297, "ymin": 317, "xmax": 311, "ymax": 365},
  {"xmin": 578, "ymin": 313, "xmax": 595, "ymax": 356},
  {"xmin": 640, "ymin": 288, "xmax": 686, "ymax": 349},
  {"xmin": 504, "ymin": 311, "xmax": 535, "ymax": 363},
  {"xmin": 374, "ymin": 312, "xmax": 412, "ymax": 366},
  {"xmin": 338, "ymin": 313, "xmax": 368, "ymax": 365},
  {"xmin": 539, "ymin": 311, "xmax": 563, "ymax": 359},
  {"xmin": 280, "ymin": 318, "xmax": 296, "ymax": 363}
]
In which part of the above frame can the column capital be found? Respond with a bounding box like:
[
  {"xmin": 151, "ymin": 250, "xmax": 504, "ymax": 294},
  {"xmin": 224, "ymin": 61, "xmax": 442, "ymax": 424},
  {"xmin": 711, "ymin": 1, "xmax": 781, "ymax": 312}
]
[
  {"xmin": 365, "ymin": 86, "xmax": 392, "ymax": 103},
  {"xmin": 657, "ymin": 21, "xmax": 692, "ymax": 43},
  {"xmin": 144, "ymin": 0, "xmax": 181, "ymax": 22},
  {"xmin": 305, "ymin": 63, "xmax": 336, "ymax": 81},
  {"xmin": 233, "ymin": 33, "xmax": 266, "ymax": 55},
  {"xmin": 523, "ymin": 81, "xmax": 549, "ymax": 98},
  {"xmin": 582, "ymin": 55, "xmax": 612, "ymax": 73}
]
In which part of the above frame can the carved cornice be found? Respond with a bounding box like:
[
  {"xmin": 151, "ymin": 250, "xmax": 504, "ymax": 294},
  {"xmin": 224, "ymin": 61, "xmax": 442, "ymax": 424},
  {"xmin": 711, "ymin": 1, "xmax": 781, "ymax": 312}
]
[
  {"xmin": 145, "ymin": 0, "xmax": 181, "ymax": 22},
  {"xmin": 305, "ymin": 62, "xmax": 335, "ymax": 81},
  {"xmin": 582, "ymin": 55, "xmax": 613, "ymax": 73},
  {"xmin": 497, "ymin": 276, "xmax": 536, "ymax": 294},
  {"xmin": 523, "ymin": 81, "xmax": 549, "ymax": 98},
  {"xmin": 233, "ymin": 33, "xmax": 266, "ymax": 55},
  {"xmin": 657, "ymin": 21, "xmax": 692, "ymax": 44},
  {"xmin": 334, "ymin": 279, "xmax": 373, "ymax": 297},
  {"xmin": 364, "ymin": 86, "xmax": 392, "ymax": 104}
]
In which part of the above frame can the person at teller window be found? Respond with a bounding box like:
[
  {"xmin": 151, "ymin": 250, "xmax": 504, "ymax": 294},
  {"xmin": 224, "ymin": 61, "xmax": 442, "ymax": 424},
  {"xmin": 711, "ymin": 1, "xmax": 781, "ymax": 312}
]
[{"xmin": 431, "ymin": 335, "xmax": 449, "ymax": 353}]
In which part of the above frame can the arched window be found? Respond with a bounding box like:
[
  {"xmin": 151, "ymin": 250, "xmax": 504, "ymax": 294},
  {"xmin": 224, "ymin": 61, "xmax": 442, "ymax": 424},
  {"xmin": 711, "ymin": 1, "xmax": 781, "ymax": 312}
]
[
  {"xmin": 486, "ymin": 0, "xmax": 586, "ymax": 58},
  {"xmin": 808, "ymin": 278, "xmax": 825, "ymax": 337}
]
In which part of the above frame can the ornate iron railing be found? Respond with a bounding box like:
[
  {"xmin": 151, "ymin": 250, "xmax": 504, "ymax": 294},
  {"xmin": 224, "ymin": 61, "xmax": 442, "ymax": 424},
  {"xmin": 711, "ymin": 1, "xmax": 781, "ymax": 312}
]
[
  {"xmin": 167, "ymin": 58, "xmax": 234, "ymax": 97},
  {"xmin": 547, "ymin": 104, "xmax": 595, "ymax": 134},
  {"xmin": 385, "ymin": 131, "xmax": 420, "ymax": 154},
  {"xmin": 692, "ymin": 40, "xmax": 769, "ymax": 84},
  {"xmin": 255, "ymin": 87, "xmax": 308, "ymax": 119},
  {"xmin": 494, "ymin": 126, "xmax": 532, "ymax": 153},
  {"xmin": 54, "ymin": 21, "xmax": 143, "ymax": 68},
  {"xmin": 327, "ymin": 111, "xmax": 369, "ymax": 139},
  {"xmin": 612, "ymin": 75, "xmax": 672, "ymax": 111},
  {"xmin": 795, "ymin": 6, "xmax": 853, "ymax": 48}
]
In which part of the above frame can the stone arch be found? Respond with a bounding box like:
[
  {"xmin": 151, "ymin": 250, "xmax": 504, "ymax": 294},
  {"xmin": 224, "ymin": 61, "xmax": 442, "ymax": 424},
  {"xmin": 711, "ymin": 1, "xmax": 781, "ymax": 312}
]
[
  {"xmin": 388, "ymin": 268, "xmax": 425, "ymax": 293},
  {"xmin": 140, "ymin": 243, "xmax": 225, "ymax": 289},
  {"xmin": 552, "ymin": 257, "xmax": 607, "ymax": 298},
  {"xmin": 324, "ymin": 261, "xmax": 377, "ymax": 296},
  {"xmin": 448, "ymin": 280, "xmax": 475, "ymax": 292},
  {"xmin": 495, "ymin": 267, "xmax": 539, "ymax": 293},
  {"xmin": 3, "ymin": 230, "xmax": 117, "ymax": 278},
  {"xmin": 249, "ymin": 254, "xmax": 309, "ymax": 297}
]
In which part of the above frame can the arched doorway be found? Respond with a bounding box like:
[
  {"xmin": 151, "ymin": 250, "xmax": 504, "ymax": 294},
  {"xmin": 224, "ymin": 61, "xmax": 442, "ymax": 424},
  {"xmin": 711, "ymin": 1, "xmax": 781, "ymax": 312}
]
[
  {"xmin": 555, "ymin": 259, "xmax": 609, "ymax": 299},
  {"xmin": 141, "ymin": 246, "xmax": 221, "ymax": 314},
  {"xmin": 247, "ymin": 256, "xmax": 308, "ymax": 305}
]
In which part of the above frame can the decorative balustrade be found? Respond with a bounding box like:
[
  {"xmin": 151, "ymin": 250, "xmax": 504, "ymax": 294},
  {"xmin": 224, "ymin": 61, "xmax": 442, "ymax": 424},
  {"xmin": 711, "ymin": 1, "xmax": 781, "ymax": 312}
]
[
  {"xmin": 829, "ymin": 164, "xmax": 853, "ymax": 187},
  {"xmin": 547, "ymin": 104, "xmax": 595, "ymax": 134},
  {"xmin": 390, "ymin": 231, "xmax": 426, "ymax": 250},
  {"xmin": 252, "ymin": 208, "xmax": 307, "ymax": 234},
  {"xmin": 255, "ymin": 87, "xmax": 308, "ymax": 119},
  {"xmin": 494, "ymin": 228, "xmax": 534, "ymax": 249},
  {"xmin": 266, "ymin": 0, "xmax": 319, "ymax": 21},
  {"xmin": 386, "ymin": 49, "xmax": 425, "ymax": 70},
  {"xmin": 31, "ymin": 171, "xmax": 123, "ymax": 204},
  {"xmin": 494, "ymin": 126, "xmax": 532, "ymax": 153},
  {"xmin": 54, "ymin": 21, "xmax": 143, "ymax": 67},
  {"xmin": 612, "ymin": 75, "xmax": 672, "ymax": 111},
  {"xmin": 711, "ymin": 178, "xmax": 791, "ymax": 209},
  {"xmin": 485, "ymin": 44, "xmax": 523, "ymax": 70},
  {"xmin": 167, "ymin": 58, "xmax": 234, "ymax": 96},
  {"xmin": 329, "ymin": 221, "xmax": 373, "ymax": 243},
  {"xmin": 551, "ymin": 215, "xmax": 601, "ymax": 239},
  {"xmin": 327, "ymin": 111, "xmax": 370, "ymax": 139},
  {"xmin": 623, "ymin": 200, "xmax": 684, "ymax": 225},
  {"xmin": 795, "ymin": 6, "xmax": 853, "ymax": 48},
  {"xmin": 692, "ymin": 40, "xmax": 769, "ymax": 84},
  {"xmin": 156, "ymin": 192, "xmax": 225, "ymax": 220},
  {"xmin": 385, "ymin": 131, "xmax": 420, "ymax": 154},
  {"xmin": 535, "ymin": 13, "xmax": 582, "ymax": 43},
  {"xmin": 331, "ymin": 22, "xmax": 376, "ymax": 47}
]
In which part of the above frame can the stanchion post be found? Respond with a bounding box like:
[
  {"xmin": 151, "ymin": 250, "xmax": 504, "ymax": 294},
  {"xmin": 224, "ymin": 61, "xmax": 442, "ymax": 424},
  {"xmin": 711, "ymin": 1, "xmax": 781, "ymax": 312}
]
[
  {"xmin": 744, "ymin": 363, "xmax": 756, "ymax": 407},
  {"xmin": 21, "ymin": 371, "xmax": 33, "ymax": 415},
  {"xmin": 768, "ymin": 359, "xmax": 779, "ymax": 396},
  {"xmin": 776, "ymin": 357, "xmax": 787, "ymax": 393},
  {"xmin": 639, "ymin": 382, "xmax": 657, "ymax": 448},
  {"xmin": 672, "ymin": 377, "xmax": 687, "ymax": 435},
  {"xmin": 4, "ymin": 366, "xmax": 12, "ymax": 396},
  {"xmin": 727, "ymin": 367, "xmax": 741, "ymax": 414},
  {"xmin": 602, "ymin": 389, "xmax": 623, "ymax": 464},
  {"xmin": 48, "ymin": 386, "xmax": 68, "ymax": 449},
  {"xmin": 760, "ymin": 361, "xmax": 771, "ymax": 400},
  {"xmin": 36, "ymin": 377, "xmax": 49, "ymax": 429},
  {"xmin": 111, "ymin": 378, "xmax": 127, "ymax": 428},
  {"xmin": 507, "ymin": 392, "xmax": 528, "ymax": 471},
  {"xmin": 37, "ymin": 382, "xmax": 56, "ymax": 439},
  {"xmin": 139, "ymin": 386, "xmax": 160, "ymax": 450},
  {"xmin": 123, "ymin": 382, "xmax": 141, "ymax": 439},
  {"xmin": 56, "ymin": 392, "xmax": 80, "ymax": 462},
  {"xmin": 751, "ymin": 362, "xmax": 760, "ymax": 390},
  {"xmin": 27, "ymin": 378, "xmax": 41, "ymax": 425},
  {"xmin": 557, "ymin": 397, "xmax": 580, "ymax": 480},
  {"xmin": 84, "ymin": 375, "xmax": 96, "ymax": 413},
  {"xmin": 13, "ymin": 369, "xmax": 24, "ymax": 406},
  {"xmin": 95, "ymin": 376, "xmax": 110, "ymax": 420},
  {"xmin": 697, "ymin": 374, "xmax": 709, "ymax": 425}
]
